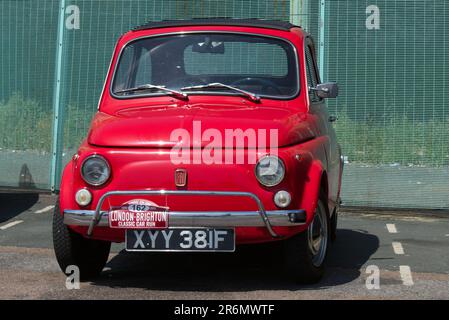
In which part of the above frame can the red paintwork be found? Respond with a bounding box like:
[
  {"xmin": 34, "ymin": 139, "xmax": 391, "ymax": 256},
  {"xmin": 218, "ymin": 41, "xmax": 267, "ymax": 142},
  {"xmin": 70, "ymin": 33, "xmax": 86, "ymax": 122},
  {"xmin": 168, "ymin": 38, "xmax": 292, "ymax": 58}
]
[{"xmin": 59, "ymin": 24, "xmax": 342, "ymax": 244}]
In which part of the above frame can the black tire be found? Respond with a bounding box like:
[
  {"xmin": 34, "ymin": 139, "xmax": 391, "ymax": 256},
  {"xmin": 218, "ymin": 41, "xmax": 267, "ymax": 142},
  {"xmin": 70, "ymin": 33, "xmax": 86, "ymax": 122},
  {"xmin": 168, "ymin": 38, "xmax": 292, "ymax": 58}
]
[
  {"xmin": 330, "ymin": 208, "xmax": 338, "ymax": 242},
  {"xmin": 283, "ymin": 195, "xmax": 330, "ymax": 284},
  {"xmin": 52, "ymin": 199, "xmax": 111, "ymax": 280}
]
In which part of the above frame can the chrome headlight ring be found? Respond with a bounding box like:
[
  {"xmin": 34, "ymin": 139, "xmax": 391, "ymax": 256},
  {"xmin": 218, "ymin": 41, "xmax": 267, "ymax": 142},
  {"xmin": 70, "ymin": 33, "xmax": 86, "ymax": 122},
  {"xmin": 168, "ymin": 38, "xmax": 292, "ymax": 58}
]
[
  {"xmin": 80, "ymin": 155, "xmax": 111, "ymax": 186},
  {"xmin": 255, "ymin": 155, "xmax": 285, "ymax": 187}
]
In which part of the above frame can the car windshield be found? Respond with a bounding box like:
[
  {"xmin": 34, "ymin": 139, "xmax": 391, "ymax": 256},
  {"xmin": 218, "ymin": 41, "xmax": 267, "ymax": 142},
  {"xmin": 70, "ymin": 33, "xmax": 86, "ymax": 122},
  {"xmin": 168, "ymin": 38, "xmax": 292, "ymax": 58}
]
[{"xmin": 112, "ymin": 33, "xmax": 299, "ymax": 99}]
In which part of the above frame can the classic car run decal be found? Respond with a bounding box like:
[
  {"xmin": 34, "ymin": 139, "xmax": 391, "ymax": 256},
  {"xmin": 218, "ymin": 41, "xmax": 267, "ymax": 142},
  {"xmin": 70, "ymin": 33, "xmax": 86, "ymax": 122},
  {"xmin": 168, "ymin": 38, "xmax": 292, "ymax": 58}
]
[{"xmin": 109, "ymin": 199, "xmax": 169, "ymax": 229}]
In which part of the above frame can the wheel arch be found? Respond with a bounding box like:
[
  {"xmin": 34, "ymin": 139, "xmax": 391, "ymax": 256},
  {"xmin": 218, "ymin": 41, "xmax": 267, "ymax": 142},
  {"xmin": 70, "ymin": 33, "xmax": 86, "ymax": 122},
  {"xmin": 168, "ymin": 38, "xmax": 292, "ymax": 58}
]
[
  {"xmin": 58, "ymin": 160, "xmax": 75, "ymax": 215},
  {"xmin": 319, "ymin": 171, "xmax": 329, "ymax": 203},
  {"xmin": 298, "ymin": 158, "xmax": 328, "ymax": 225},
  {"xmin": 320, "ymin": 171, "xmax": 334, "ymax": 216}
]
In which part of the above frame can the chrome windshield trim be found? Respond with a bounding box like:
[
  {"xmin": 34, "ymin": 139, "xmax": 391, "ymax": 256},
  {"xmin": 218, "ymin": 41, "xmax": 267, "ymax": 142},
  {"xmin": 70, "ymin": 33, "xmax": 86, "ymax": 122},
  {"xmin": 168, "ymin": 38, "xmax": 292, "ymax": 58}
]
[{"xmin": 109, "ymin": 31, "xmax": 300, "ymax": 102}]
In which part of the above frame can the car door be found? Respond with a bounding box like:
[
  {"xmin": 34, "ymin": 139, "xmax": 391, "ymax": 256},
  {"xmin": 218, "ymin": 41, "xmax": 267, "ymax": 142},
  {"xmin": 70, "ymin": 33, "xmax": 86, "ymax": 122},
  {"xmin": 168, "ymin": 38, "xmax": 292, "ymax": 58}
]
[{"xmin": 305, "ymin": 37, "xmax": 340, "ymax": 206}]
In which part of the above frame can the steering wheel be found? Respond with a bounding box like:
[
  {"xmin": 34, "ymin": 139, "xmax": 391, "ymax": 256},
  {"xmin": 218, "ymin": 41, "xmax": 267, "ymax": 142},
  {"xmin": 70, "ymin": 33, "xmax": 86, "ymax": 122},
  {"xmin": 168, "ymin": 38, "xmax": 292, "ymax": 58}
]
[{"xmin": 231, "ymin": 77, "xmax": 282, "ymax": 95}]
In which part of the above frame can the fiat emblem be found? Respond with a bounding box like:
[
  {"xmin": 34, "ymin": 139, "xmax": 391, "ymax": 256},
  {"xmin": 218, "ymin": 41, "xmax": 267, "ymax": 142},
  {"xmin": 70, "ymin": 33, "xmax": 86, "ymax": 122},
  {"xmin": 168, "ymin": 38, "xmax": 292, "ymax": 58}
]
[{"xmin": 174, "ymin": 168, "xmax": 187, "ymax": 187}]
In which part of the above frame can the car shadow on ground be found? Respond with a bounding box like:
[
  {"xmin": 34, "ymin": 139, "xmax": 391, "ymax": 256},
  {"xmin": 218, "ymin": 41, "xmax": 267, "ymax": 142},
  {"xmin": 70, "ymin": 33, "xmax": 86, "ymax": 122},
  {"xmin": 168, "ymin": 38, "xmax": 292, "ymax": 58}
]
[
  {"xmin": 91, "ymin": 228, "xmax": 379, "ymax": 291},
  {"xmin": 0, "ymin": 193, "xmax": 39, "ymax": 223}
]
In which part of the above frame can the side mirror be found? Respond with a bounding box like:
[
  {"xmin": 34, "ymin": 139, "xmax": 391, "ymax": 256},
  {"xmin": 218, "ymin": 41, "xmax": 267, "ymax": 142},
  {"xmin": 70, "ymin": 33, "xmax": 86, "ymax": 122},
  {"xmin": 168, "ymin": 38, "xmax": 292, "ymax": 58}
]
[{"xmin": 310, "ymin": 82, "xmax": 339, "ymax": 98}]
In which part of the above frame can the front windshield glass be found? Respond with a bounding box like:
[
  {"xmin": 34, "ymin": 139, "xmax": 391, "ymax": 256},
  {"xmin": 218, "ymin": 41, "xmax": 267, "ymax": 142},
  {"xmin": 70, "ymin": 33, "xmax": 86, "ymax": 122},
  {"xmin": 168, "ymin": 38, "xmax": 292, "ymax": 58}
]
[{"xmin": 112, "ymin": 33, "xmax": 299, "ymax": 99}]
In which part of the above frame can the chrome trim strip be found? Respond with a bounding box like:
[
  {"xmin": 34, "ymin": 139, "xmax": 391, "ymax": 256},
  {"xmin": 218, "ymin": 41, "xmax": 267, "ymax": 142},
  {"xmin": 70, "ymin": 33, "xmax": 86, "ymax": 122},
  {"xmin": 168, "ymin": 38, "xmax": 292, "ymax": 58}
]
[
  {"xmin": 97, "ymin": 49, "xmax": 116, "ymax": 111},
  {"xmin": 108, "ymin": 31, "xmax": 301, "ymax": 102},
  {"xmin": 79, "ymin": 190, "xmax": 305, "ymax": 238},
  {"xmin": 64, "ymin": 209, "xmax": 306, "ymax": 228}
]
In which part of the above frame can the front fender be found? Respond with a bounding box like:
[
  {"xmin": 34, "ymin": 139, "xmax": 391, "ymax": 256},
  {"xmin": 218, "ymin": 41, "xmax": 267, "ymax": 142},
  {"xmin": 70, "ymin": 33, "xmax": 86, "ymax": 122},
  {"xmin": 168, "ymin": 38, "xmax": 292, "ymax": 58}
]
[
  {"xmin": 299, "ymin": 159, "xmax": 325, "ymax": 225},
  {"xmin": 59, "ymin": 160, "xmax": 75, "ymax": 215}
]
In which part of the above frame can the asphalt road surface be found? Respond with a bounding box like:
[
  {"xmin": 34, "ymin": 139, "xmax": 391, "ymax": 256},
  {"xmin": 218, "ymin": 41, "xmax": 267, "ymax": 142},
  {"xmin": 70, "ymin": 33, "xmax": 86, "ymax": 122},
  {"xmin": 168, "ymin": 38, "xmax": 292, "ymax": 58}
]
[{"xmin": 0, "ymin": 193, "xmax": 448, "ymax": 299}]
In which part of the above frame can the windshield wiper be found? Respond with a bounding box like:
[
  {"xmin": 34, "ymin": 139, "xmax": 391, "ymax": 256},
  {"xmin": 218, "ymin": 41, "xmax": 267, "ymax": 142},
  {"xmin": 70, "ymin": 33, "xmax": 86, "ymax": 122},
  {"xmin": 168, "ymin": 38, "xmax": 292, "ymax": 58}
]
[
  {"xmin": 114, "ymin": 84, "xmax": 188, "ymax": 100},
  {"xmin": 181, "ymin": 82, "xmax": 260, "ymax": 102}
]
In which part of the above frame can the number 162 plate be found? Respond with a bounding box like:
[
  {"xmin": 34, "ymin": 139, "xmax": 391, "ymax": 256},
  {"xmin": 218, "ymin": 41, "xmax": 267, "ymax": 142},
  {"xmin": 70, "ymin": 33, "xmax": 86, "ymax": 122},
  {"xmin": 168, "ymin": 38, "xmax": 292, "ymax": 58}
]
[{"xmin": 126, "ymin": 228, "xmax": 235, "ymax": 252}]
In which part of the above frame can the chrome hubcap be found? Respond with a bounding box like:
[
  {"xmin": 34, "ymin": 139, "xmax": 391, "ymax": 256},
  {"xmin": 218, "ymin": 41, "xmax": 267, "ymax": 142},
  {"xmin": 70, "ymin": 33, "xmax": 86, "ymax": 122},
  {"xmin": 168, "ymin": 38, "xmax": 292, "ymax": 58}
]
[{"xmin": 307, "ymin": 202, "xmax": 328, "ymax": 267}]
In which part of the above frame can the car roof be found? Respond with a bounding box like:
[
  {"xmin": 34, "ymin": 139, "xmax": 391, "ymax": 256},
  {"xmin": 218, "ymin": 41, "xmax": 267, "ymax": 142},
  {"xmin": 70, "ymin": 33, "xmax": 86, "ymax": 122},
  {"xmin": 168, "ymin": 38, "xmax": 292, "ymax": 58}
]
[{"xmin": 133, "ymin": 18, "xmax": 301, "ymax": 32}]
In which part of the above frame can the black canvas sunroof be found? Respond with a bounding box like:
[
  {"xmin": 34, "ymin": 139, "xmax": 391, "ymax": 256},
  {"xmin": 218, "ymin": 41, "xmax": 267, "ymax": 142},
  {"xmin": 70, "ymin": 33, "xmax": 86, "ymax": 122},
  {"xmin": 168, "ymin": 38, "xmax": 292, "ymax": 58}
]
[{"xmin": 133, "ymin": 18, "xmax": 300, "ymax": 32}]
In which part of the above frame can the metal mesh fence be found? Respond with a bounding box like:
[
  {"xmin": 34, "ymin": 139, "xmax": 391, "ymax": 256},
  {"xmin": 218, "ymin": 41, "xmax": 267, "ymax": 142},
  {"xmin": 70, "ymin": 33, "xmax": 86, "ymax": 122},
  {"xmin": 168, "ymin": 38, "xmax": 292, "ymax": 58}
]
[
  {"xmin": 55, "ymin": 0, "xmax": 292, "ymax": 188},
  {"xmin": 0, "ymin": 0, "xmax": 448, "ymax": 209},
  {"xmin": 322, "ymin": 0, "xmax": 449, "ymax": 208},
  {"xmin": 0, "ymin": 0, "xmax": 58, "ymax": 189}
]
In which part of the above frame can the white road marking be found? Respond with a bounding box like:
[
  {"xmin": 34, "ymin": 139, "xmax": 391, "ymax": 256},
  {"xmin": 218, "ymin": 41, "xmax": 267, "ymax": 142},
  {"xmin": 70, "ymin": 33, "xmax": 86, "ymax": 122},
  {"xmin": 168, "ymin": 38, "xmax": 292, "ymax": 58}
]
[
  {"xmin": 392, "ymin": 242, "xmax": 404, "ymax": 255},
  {"xmin": 34, "ymin": 205, "xmax": 54, "ymax": 214},
  {"xmin": 0, "ymin": 220, "xmax": 23, "ymax": 230},
  {"xmin": 386, "ymin": 223, "xmax": 398, "ymax": 233},
  {"xmin": 399, "ymin": 266, "xmax": 414, "ymax": 286}
]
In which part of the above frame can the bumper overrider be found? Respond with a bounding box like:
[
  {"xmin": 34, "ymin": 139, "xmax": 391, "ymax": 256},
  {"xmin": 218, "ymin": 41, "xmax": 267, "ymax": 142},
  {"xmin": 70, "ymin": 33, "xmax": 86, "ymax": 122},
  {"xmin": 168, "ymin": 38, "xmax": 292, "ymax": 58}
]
[{"xmin": 63, "ymin": 190, "xmax": 307, "ymax": 238}]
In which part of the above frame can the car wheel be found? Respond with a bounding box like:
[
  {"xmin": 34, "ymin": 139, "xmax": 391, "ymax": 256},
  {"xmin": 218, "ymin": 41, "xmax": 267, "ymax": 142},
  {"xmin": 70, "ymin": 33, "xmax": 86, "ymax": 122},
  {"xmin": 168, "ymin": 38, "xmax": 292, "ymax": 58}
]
[
  {"xmin": 52, "ymin": 198, "xmax": 111, "ymax": 280},
  {"xmin": 283, "ymin": 195, "xmax": 330, "ymax": 284}
]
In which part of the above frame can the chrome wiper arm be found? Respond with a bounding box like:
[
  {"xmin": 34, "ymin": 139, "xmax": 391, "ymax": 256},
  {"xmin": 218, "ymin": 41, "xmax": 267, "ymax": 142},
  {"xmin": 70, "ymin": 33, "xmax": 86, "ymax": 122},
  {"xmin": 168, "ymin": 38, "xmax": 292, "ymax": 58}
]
[
  {"xmin": 181, "ymin": 82, "xmax": 260, "ymax": 102},
  {"xmin": 115, "ymin": 84, "xmax": 188, "ymax": 100}
]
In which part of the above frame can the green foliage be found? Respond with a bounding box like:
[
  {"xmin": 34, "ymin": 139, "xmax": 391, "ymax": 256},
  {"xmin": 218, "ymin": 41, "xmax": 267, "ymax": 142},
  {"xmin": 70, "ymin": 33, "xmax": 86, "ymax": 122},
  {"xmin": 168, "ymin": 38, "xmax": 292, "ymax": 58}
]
[
  {"xmin": 334, "ymin": 111, "xmax": 449, "ymax": 167},
  {"xmin": 0, "ymin": 93, "xmax": 52, "ymax": 151},
  {"xmin": 62, "ymin": 104, "xmax": 94, "ymax": 150},
  {"xmin": 1, "ymin": 93, "xmax": 448, "ymax": 167},
  {"xmin": 0, "ymin": 93, "xmax": 92, "ymax": 152}
]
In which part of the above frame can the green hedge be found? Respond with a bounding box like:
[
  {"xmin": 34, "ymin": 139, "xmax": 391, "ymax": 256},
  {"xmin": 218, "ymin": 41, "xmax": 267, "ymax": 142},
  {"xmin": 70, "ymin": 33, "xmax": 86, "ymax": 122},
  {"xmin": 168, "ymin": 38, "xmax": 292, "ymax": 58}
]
[
  {"xmin": 334, "ymin": 112, "xmax": 449, "ymax": 167},
  {"xmin": 1, "ymin": 93, "xmax": 448, "ymax": 167},
  {"xmin": 0, "ymin": 93, "xmax": 91, "ymax": 152}
]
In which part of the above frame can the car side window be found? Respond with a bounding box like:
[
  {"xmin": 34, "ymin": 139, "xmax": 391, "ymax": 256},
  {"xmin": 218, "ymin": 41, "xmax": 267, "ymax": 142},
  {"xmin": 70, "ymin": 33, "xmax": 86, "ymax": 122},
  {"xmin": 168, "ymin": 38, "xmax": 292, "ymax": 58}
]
[{"xmin": 305, "ymin": 44, "xmax": 320, "ymax": 102}]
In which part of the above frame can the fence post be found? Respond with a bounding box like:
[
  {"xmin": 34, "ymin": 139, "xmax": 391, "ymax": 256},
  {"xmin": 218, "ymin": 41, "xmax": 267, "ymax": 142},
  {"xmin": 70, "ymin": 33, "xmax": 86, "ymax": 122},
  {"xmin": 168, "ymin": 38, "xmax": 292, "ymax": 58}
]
[
  {"xmin": 290, "ymin": 0, "xmax": 303, "ymax": 26},
  {"xmin": 318, "ymin": 0, "xmax": 326, "ymax": 80},
  {"xmin": 50, "ymin": 0, "xmax": 66, "ymax": 192}
]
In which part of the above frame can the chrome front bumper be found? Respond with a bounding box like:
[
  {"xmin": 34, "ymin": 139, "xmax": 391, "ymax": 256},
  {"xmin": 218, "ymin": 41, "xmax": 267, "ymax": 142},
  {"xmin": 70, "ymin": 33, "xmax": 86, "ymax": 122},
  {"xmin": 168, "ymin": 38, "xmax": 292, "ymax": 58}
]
[{"xmin": 63, "ymin": 190, "xmax": 307, "ymax": 238}]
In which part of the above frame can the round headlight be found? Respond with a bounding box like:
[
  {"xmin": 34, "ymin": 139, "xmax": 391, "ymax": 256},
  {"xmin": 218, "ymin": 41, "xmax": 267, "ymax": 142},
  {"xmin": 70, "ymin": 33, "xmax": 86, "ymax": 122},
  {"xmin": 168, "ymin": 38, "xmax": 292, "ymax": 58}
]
[
  {"xmin": 255, "ymin": 155, "xmax": 285, "ymax": 187},
  {"xmin": 81, "ymin": 155, "xmax": 111, "ymax": 186}
]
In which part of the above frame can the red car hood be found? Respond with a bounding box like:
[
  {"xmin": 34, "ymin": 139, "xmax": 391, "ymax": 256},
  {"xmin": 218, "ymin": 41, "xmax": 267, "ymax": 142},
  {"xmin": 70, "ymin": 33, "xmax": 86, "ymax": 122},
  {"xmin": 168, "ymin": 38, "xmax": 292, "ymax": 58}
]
[{"xmin": 88, "ymin": 103, "xmax": 313, "ymax": 148}]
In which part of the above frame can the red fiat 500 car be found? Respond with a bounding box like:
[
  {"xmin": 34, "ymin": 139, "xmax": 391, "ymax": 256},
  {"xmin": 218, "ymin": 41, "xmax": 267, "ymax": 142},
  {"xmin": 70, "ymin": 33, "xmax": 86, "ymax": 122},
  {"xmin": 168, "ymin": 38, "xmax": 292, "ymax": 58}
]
[{"xmin": 53, "ymin": 18, "xmax": 343, "ymax": 283}]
